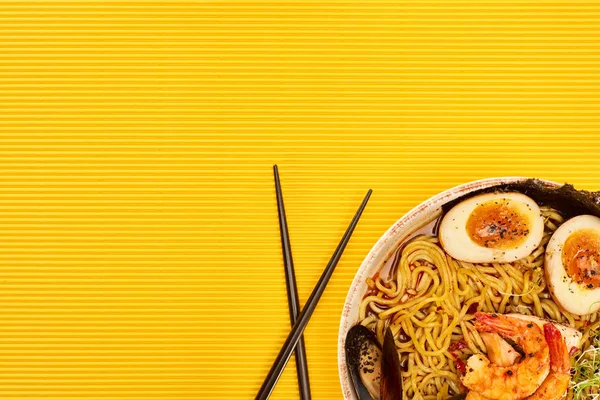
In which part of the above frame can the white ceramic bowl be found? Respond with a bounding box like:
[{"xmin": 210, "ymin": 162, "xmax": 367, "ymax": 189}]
[{"xmin": 337, "ymin": 177, "xmax": 559, "ymax": 399}]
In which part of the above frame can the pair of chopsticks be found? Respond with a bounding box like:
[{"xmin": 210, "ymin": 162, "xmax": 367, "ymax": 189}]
[{"xmin": 256, "ymin": 165, "xmax": 372, "ymax": 400}]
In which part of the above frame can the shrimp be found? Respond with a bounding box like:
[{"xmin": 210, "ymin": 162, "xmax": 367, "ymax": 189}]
[
  {"xmin": 523, "ymin": 323, "xmax": 571, "ymax": 400},
  {"xmin": 479, "ymin": 332, "xmax": 521, "ymax": 367},
  {"xmin": 465, "ymin": 391, "xmax": 489, "ymax": 400},
  {"xmin": 465, "ymin": 322, "xmax": 571, "ymax": 400},
  {"xmin": 461, "ymin": 312, "xmax": 550, "ymax": 400}
]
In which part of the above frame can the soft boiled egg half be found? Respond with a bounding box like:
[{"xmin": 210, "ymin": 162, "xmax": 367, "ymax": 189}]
[
  {"xmin": 546, "ymin": 214, "xmax": 600, "ymax": 315},
  {"xmin": 439, "ymin": 192, "xmax": 545, "ymax": 263}
]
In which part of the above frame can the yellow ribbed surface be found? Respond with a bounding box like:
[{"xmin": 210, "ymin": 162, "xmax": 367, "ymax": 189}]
[{"xmin": 2, "ymin": 1, "xmax": 600, "ymax": 399}]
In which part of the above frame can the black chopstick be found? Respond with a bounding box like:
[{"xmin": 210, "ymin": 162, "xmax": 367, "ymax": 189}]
[
  {"xmin": 256, "ymin": 188, "xmax": 372, "ymax": 400},
  {"xmin": 273, "ymin": 165, "xmax": 312, "ymax": 400}
]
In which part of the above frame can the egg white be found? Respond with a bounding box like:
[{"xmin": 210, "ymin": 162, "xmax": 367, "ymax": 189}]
[
  {"xmin": 545, "ymin": 214, "xmax": 600, "ymax": 316},
  {"xmin": 439, "ymin": 192, "xmax": 545, "ymax": 263}
]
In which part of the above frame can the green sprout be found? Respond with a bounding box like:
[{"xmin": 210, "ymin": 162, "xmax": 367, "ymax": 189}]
[{"xmin": 571, "ymin": 332, "xmax": 600, "ymax": 400}]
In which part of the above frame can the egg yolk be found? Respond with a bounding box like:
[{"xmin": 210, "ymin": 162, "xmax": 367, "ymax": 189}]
[
  {"xmin": 562, "ymin": 229, "xmax": 600, "ymax": 288},
  {"xmin": 466, "ymin": 199, "xmax": 532, "ymax": 250}
]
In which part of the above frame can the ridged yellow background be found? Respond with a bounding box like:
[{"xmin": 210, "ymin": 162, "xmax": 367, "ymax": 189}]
[{"xmin": 2, "ymin": 1, "xmax": 600, "ymax": 399}]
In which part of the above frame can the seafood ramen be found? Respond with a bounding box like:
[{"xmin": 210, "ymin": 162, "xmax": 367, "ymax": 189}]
[{"xmin": 344, "ymin": 180, "xmax": 600, "ymax": 400}]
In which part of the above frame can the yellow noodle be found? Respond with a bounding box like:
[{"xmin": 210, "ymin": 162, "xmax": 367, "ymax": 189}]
[{"xmin": 356, "ymin": 207, "xmax": 599, "ymax": 399}]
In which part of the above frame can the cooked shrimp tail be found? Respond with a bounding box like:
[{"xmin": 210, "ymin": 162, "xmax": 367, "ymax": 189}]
[
  {"xmin": 544, "ymin": 323, "xmax": 570, "ymax": 374},
  {"xmin": 474, "ymin": 312, "xmax": 520, "ymax": 337}
]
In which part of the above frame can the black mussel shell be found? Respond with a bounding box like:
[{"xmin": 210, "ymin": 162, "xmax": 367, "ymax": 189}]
[
  {"xmin": 380, "ymin": 328, "xmax": 403, "ymax": 400},
  {"xmin": 345, "ymin": 325, "xmax": 383, "ymax": 400},
  {"xmin": 442, "ymin": 178, "xmax": 600, "ymax": 219}
]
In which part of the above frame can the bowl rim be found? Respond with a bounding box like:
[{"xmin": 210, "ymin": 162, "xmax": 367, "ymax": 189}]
[{"xmin": 336, "ymin": 176, "xmax": 560, "ymax": 399}]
